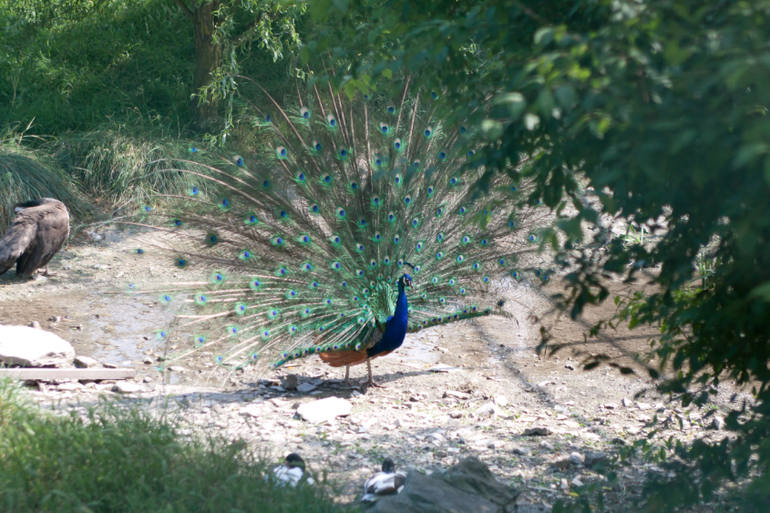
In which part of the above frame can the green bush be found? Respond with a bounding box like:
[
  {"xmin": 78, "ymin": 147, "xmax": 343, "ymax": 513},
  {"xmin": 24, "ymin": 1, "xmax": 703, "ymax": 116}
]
[{"xmin": 0, "ymin": 380, "xmax": 352, "ymax": 513}]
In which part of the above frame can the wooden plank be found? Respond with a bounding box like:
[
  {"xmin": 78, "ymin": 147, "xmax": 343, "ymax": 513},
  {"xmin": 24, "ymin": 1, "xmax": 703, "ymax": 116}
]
[{"xmin": 0, "ymin": 368, "xmax": 136, "ymax": 381}]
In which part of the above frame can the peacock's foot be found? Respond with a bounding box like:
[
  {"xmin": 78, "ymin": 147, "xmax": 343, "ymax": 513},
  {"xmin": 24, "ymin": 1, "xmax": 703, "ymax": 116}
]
[{"xmin": 364, "ymin": 378, "xmax": 383, "ymax": 388}]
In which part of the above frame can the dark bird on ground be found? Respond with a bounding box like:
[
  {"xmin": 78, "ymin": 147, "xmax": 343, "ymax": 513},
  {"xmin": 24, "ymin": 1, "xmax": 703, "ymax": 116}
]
[
  {"xmin": 132, "ymin": 75, "xmax": 551, "ymax": 384},
  {"xmin": 271, "ymin": 453, "xmax": 314, "ymax": 487},
  {"xmin": 361, "ymin": 457, "xmax": 407, "ymax": 503},
  {"xmin": 0, "ymin": 198, "xmax": 69, "ymax": 278}
]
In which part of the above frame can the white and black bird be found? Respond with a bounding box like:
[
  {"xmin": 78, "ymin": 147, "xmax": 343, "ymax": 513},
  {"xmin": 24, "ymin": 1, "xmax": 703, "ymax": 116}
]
[
  {"xmin": 361, "ymin": 458, "xmax": 406, "ymax": 503},
  {"xmin": 0, "ymin": 198, "xmax": 69, "ymax": 278},
  {"xmin": 271, "ymin": 453, "xmax": 315, "ymax": 487}
]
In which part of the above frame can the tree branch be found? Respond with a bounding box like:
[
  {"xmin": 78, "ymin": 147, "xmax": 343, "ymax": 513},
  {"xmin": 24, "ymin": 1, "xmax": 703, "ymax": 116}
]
[{"xmin": 173, "ymin": 0, "xmax": 194, "ymax": 19}]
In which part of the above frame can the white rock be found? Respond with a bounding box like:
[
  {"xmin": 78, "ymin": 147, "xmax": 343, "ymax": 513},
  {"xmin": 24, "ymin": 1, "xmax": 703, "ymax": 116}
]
[
  {"xmin": 296, "ymin": 397, "xmax": 352, "ymax": 423},
  {"xmin": 493, "ymin": 395, "xmax": 509, "ymax": 407},
  {"xmin": 74, "ymin": 355, "xmax": 99, "ymax": 368},
  {"xmin": 0, "ymin": 325, "xmax": 75, "ymax": 367},
  {"xmin": 569, "ymin": 452, "xmax": 585, "ymax": 466},
  {"xmin": 112, "ymin": 382, "xmax": 145, "ymax": 394},
  {"xmin": 476, "ymin": 402, "xmax": 497, "ymax": 417}
]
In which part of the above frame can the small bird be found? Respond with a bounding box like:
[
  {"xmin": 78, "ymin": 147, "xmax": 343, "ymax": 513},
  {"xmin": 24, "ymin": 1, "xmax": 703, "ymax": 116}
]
[
  {"xmin": 271, "ymin": 453, "xmax": 315, "ymax": 487},
  {"xmin": 0, "ymin": 198, "xmax": 69, "ymax": 278},
  {"xmin": 133, "ymin": 75, "xmax": 550, "ymax": 383},
  {"xmin": 361, "ymin": 458, "xmax": 406, "ymax": 503}
]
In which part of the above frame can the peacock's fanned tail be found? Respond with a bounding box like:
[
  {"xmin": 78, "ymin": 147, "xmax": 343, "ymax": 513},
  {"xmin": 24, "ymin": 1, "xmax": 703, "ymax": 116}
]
[{"xmin": 132, "ymin": 78, "xmax": 550, "ymax": 370}]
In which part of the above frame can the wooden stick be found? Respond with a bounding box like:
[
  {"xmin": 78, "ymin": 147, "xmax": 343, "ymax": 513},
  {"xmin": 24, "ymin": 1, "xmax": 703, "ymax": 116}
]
[{"xmin": 0, "ymin": 368, "xmax": 136, "ymax": 381}]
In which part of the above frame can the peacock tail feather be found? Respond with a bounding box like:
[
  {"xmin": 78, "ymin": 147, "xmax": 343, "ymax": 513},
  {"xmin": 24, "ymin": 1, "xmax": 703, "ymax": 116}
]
[{"xmin": 130, "ymin": 76, "xmax": 550, "ymax": 370}]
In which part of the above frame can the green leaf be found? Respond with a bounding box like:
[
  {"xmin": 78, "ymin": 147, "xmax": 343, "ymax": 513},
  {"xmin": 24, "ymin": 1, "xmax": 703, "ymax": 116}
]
[{"xmin": 534, "ymin": 27, "xmax": 554, "ymax": 46}]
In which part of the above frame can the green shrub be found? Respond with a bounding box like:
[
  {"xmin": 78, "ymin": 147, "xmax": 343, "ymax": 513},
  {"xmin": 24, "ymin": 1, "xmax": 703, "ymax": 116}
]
[{"xmin": 0, "ymin": 380, "xmax": 352, "ymax": 513}]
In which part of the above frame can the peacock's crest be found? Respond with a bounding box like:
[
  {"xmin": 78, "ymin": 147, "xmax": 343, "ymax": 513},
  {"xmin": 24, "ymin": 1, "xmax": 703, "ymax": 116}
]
[{"xmin": 130, "ymin": 75, "xmax": 551, "ymax": 373}]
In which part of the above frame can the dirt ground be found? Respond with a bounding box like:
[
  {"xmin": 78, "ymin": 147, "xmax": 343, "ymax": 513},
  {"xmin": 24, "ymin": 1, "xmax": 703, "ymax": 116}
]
[{"xmin": 0, "ymin": 226, "xmax": 749, "ymax": 511}]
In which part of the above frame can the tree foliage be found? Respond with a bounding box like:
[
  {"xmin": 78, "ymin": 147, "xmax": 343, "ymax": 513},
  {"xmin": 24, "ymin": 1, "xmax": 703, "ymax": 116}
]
[
  {"xmin": 310, "ymin": 0, "xmax": 770, "ymax": 509},
  {"xmin": 172, "ymin": 0, "xmax": 306, "ymax": 130}
]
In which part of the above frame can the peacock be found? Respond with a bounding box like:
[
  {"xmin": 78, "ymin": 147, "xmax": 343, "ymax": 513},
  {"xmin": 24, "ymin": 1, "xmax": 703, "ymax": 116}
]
[{"xmin": 131, "ymin": 74, "xmax": 550, "ymax": 385}]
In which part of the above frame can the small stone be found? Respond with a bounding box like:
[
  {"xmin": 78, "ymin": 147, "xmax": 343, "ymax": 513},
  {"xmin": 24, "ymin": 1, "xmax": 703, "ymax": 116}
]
[
  {"xmin": 560, "ymin": 478, "xmax": 569, "ymax": 490},
  {"xmin": 56, "ymin": 382, "xmax": 82, "ymax": 391},
  {"xmin": 29, "ymin": 320, "xmax": 42, "ymax": 329},
  {"xmin": 143, "ymin": 357, "xmax": 154, "ymax": 364},
  {"xmin": 296, "ymin": 397, "xmax": 352, "ymax": 423},
  {"xmin": 602, "ymin": 403, "xmax": 616, "ymax": 410},
  {"xmin": 73, "ymin": 355, "xmax": 99, "ymax": 368},
  {"xmin": 512, "ymin": 446, "xmax": 531, "ymax": 456},
  {"xmin": 571, "ymin": 476, "xmax": 584, "ymax": 488},
  {"xmin": 476, "ymin": 402, "xmax": 497, "ymax": 417},
  {"xmin": 142, "ymin": 376, "xmax": 152, "ymax": 383},
  {"xmin": 710, "ymin": 415, "xmax": 725, "ymax": 431},
  {"xmin": 523, "ymin": 427, "xmax": 551, "ymax": 436},
  {"xmin": 112, "ymin": 382, "xmax": 144, "ymax": 394},
  {"xmin": 449, "ymin": 411, "xmax": 462, "ymax": 419},
  {"xmin": 564, "ymin": 363, "xmax": 575, "ymax": 370},
  {"xmin": 103, "ymin": 362, "xmax": 118, "ymax": 368},
  {"xmin": 296, "ymin": 382, "xmax": 317, "ymax": 393},
  {"xmin": 167, "ymin": 365, "xmax": 186, "ymax": 372},
  {"xmin": 584, "ymin": 451, "xmax": 609, "ymax": 469},
  {"xmin": 636, "ymin": 401, "xmax": 652, "ymax": 410},
  {"xmin": 493, "ymin": 395, "xmax": 509, "ymax": 407},
  {"xmin": 622, "ymin": 397, "xmax": 632, "ymax": 407},
  {"xmin": 569, "ymin": 452, "xmax": 585, "ymax": 466},
  {"xmin": 282, "ymin": 374, "xmax": 298, "ymax": 391}
]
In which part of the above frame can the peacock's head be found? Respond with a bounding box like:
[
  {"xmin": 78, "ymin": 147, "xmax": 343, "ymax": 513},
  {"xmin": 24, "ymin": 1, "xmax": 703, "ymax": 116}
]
[{"xmin": 399, "ymin": 273, "xmax": 413, "ymax": 288}]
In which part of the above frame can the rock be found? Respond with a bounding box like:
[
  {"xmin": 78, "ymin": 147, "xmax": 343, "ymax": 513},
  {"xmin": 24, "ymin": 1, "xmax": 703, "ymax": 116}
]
[
  {"xmin": 282, "ymin": 374, "xmax": 298, "ymax": 391},
  {"xmin": 167, "ymin": 365, "xmax": 186, "ymax": 372},
  {"xmin": 73, "ymin": 355, "xmax": 99, "ymax": 368},
  {"xmin": 523, "ymin": 427, "xmax": 551, "ymax": 436},
  {"xmin": 569, "ymin": 452, "xmax": 585, "ymax": 466},
  {"xmin": 476, "ymin": 402, "xmax": 497, "ymax": 417},
  {"xmin": 584, "ymin": 451, "xmax": 609, "ymax": 469},
  {"xmin": 296, "ymin": 397, "xmax": 352, "ymax": 423},
  {"xmin": 29, "ymin": 320, "xmax": 42, "ymax": 329},
  {"xmin": 56, "ymin": 382, "xmax": 82, "ymax": 391},
  {"xmin": 112, "ymin": 382, "xmax": 145, "ymax": 394},
  {"xmin": 0, "ymin": 325, "xmax": 76, "ymax": 367},
  {"xmin": 103, "ymin": 362, "xmax": 118, "ymax": 368},
  {"xmin": 710, "ymin": 415, "xmax": 725, "ymax": 430},
  {"xmin": 511, "ymin": 445, "xmax": 531, "ymax": 456},
  {"xmin": 622, "ymin": 397, "xmax": 632, "ymax": 407},
  {"xmin": 493, "ymin": 395, "xmax": 509, "ymax": 407},
  {"xmin": 296, "ymin": 382, "xmax": 317, "ymax": 393},
  {"xmin": 373, "ymin": 458, "xmax": 518, "ymax": 513}
]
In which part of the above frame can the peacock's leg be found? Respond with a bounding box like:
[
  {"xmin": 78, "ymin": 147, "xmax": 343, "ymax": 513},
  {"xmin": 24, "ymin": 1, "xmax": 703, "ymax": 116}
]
[
  {"xmin": 344, "ymin": 364, "xmax": 350, "ymax": 383},
  {"xmin": 365, "ymin": 359, "xmax": 381, "ymax": 387}
]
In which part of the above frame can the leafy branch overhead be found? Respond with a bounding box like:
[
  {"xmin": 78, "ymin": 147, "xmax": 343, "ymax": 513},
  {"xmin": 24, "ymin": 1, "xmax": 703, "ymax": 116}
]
[{"xmin": 309, "ymin": 0, "xmax": 770, "ymax": 510}]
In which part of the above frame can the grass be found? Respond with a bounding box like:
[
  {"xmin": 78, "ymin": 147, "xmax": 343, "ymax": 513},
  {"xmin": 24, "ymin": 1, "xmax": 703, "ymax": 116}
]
[
  {"xmin": 0, "ymin": 380, "xmax": 355, "ymax": 513},
  {"xmin": 0, "ymin": 126, "xmax": 91, "ymax": 226}
]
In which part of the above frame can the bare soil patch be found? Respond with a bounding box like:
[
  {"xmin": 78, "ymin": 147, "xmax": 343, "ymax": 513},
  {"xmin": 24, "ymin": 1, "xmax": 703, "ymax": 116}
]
[{"xmin": 0, "ymin": 227, "xmax": 747, "ymax": 510}]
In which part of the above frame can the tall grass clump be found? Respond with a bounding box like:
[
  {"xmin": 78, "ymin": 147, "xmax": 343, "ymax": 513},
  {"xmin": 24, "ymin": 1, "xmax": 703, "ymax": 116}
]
[
  {"xmin": 0, "ymin": 379, "xmax": 351, "ymax": 513},
  {"xmin": 53, "ymin": 127, "xmax": 203, "ymax": 210},
  {"xmin": 0, "ymin": 127, "xmax": 90, "ymax": 226}
]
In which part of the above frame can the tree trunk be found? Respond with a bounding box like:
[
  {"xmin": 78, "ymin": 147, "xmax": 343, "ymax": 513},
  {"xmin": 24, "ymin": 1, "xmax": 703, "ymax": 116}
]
[{"xmin": 190, "ymin": 1, "xmax": 221, "ymax": 131}]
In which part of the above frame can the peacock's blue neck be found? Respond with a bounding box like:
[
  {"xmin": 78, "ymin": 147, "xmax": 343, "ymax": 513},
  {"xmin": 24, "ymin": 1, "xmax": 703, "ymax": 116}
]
[{"xmin": 367, "ymin": 280, "xmax": 409, "ymax": 357}]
